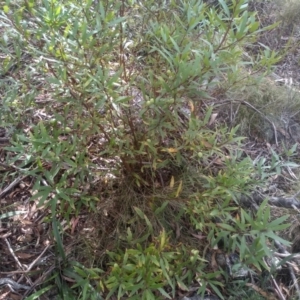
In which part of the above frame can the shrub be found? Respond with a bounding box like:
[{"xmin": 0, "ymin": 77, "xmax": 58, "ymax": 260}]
[{"xmin": 0, "ymin": 0, "xmax": 288, "ymax": 298}]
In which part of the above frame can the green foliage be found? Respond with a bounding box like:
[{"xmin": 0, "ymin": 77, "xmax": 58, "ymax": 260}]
[
  {"xmin": 255, "ymin": 146, "xmax": 299, "ymax": 180},
  {"xmin": 103, "ymin": 230, "xmax": 224, "ymax": 300},
  {"xmin": 0, "ymin": 0, "xmax": 290, "ymax": 299}
]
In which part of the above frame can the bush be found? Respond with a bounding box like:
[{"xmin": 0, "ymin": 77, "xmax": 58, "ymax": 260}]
[{"xmin": 0, "ymin": 0, "xmax": 289, "ymax": 299}]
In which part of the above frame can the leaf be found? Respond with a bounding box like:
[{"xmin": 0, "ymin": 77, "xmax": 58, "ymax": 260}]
[
  {"xmin": 188, "ymin": 100, "xmax": 194, "ymax": 113},
  {"xmin": 16, "ymin": 252, "xmax": 36, "ymax": 259},
  {"xmin": 133, "ymin": 207, "xmax": 153, "ymax": 233},
  {"xmin": 218, "ymin": 0, "xmax": 230, "ymax": 17},
  {"xmin": 264, "ymin": 231, "xmax": 290, "ymax": 246},
  {"xmin": 167, "ymin": 148, "xmax": 178, "ymax": 153},
  {"xmin": 209, "ymin": 113, "xmax": 218, "ymax": 125},
  {"xmin": 216, "ymin": 223, "xmax": 235, "ymax": 232},
  {"xmin": 31, "ymin": 186, "xmax": 52, "ymax": 207},
  {"xmin": 200, "ymin": 139, "xmax": 213, "ymax": 149},
  {"xmin": 133, "ymin": 206, "xmax": 146, "ymax": 219},
  {"xmin": 52, "ymin": 218, "xmax": 66, "ymax": 261},
  {"xmin": 209, "ymin": 282, "xmax": 224, "ymax": 300},
  {"xmin": 175, "ymin": 180, "xmax": 182, "ymax": 198},
  {"xmin": 3, "ymin": 5, "xmax": 9, "ymax": 13},
  {"xmin": 154, "ymin": 201, "xmax": 169, "ymax": 215},
  {"xmin": 175, "ymin": 276, "xmax": 189, "ymax": 291},
  {"xmin": 159, "ymin": 229, "xmax": 167, "ymax": 250},
  {"xmin": 64, "ymin": 158, "xmax": 77, "ymax": 168},
  {"xmin": 24, "ymin": 285, "xmax": 53, "ymax": 300},
  {"xmin": 158, "ymin": 288, "xmax": 172, "ymax": 299},
  {"xmin": 143, "ymin": 289, "xmax": 155, "ymax": 300},
  {"xmin": 268, "ymin": 215, "xmax": 290, "ymax": 230},
  {"xmin": 170, "ymin": 176, "xmax": 175, "ymax": 188}
]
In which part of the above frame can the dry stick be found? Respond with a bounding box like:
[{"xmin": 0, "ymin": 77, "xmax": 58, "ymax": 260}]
[
  {"xmin": 3, "ymin": 244, "xmax": 52, "ymax": 296},
  {"xmin": 26, "ymin": 244, "xmax": 51, "ymax": 272},
  {"xmin": 271, "ymin": 274, "xmax": 286, "ymax": 300},
  {"xmin": 270, "ymin": 275, "xmax": 286, "ymax": 300},
  {"xmin": 275, "ymin": 241, "xmax": 300, "ymax": 300},
  {"xmin": 289, "ymin": 263, "xmax": 300, "ymax": 300},
  {"xmin": 16, "ymin": 244, "xmax": 52, "ymax": 294},
  {"xmin": 262, "ymin": 257, "xmax": 286, "ymax": 300},
  {"xmin": 293, "ymin": 189, "xmax": 300, "ymax": 198},
  {"xmin": 4, "ymin": 238, "xmax": 33, "ymax": 287},
  {"xmin": 4, "ymin": 238, "xmax": 24, "ymax": 271},
  {"xmin": 0, "ymin": 176, "xmax": 27, "ymax": 199},
  {"xmin": 286, "ymin": 166, "xmax": 298, "ymax": 180},
  {"xmin": 21, "ymin": 265, "xmax": 56, "ymax": 300},
  {"xmin": 275, "ymin": 252, "xmax": 300, "ymax": 259}
]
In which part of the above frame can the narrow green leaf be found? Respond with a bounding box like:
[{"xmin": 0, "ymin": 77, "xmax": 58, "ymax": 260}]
[
  {"xmin": 24, "ymin": 285, "xmax": 53, "ymax": 300},
  {"xmin": 52, "ymin": 218, "xmax": 66, "ymax": 261},
  {"xmin": 158, "ymin": 287, "xmax": 172, "ymax": 299},
  {"xmin": 268, "ymin": 215, "xmax": 290, "ymax": 229},
  {"xmin": 218, "ymin": 0, "xmax": 230, "ymax": 17},
  {"xmin": 217, "ymin": 223, "xmax": 235, "ymax": 232}
]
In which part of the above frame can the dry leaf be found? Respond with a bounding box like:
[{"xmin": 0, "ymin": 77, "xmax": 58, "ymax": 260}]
[
  {"xmin": 16, "ymin": 252, "xmax": 36, "ymax": 259},
  {"xmin": 209, "ymin": 113, "xmax": 218, "ymax": 125},
  {"xmin": 213, "ymin": 158, "xmax": 224, "ymax": 165},
  {"xmin": 201, "ymin": 139, "xmax": 213, "ymax": 149},
  {"xmin": 188, "ymin": 100, "xmax": 194, "ymax": 113},
  {"xmin": 71, "ymin": 216, "xmax": 80, "ymax": 235},
  {"xmin": 175, "ymin": 180, "xmax": 182, "ymax": 198},
  {"xmin": 191, "ymin": 233, "xmax": 206, "ymax": 240},
  {"xmin": 170, "ymin": 176, "xmax": 175, "ymax": 189},
  {"xmin": 167, "ymin": 148, "xmax": 178, "ymax": 153}
]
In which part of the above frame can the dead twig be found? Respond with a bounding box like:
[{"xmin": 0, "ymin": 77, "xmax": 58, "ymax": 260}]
[
  {"xmin": 21, "ymin": 265, "xmax": 56, "ymax": 299},
  {"xmin": 275, "ymin": 241, "xmax": 300, "ymax": 300},
  {"xmin": 4, "ymin": 238, "xmax": 33, "ymax": 288},
  {"xmin": 4, "ymin": 238, "xmax": 25, "ymax": 271},
  {"xmin": 27, "ymin": 244, "xmax": 51, "ymax": 272},
  {"xmin": 289, "ymin": 263, "xmax": 300, "ymax": 300},
  {"xmin": 0, "ymin": 175, "xmax": 27, "ymax": 199}
]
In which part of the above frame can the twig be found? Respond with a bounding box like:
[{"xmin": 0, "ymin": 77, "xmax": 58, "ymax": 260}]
[
  {"xmin": 274, "ymin": 252, "xmax": 300, "ymax": 259},
  {"xmin": 289, "ymin": 263, "xmax": 300, "ymax": 300},
  {"xmin": 21, "ymin": 265, "xmax": 56, "ymax": 299},
  {"xmin": 4, "ymin": 238, "xmax": 24, "ymax": 270},
  {"xmin": 275, "ymin": 241, "xmax": 300, "ymax": 300},
  {"xmin": 0, "ymin": 245, "xmax": 52, "ymax": 275},
  {"xmin": 4, "ymin": 238, "xmax": 33, "ymax": 288},
  {"xmin": 0, "ymin": 176, "xmax": 27, "ymax": 199},
  {"xmin": 263, "ymin": 257, "xmax": 285, "ymax": 300},
  {"xmin": 27, "ymin": 244, "xmax": 51, "ymax": 271},
  {"xmin": 293, "ymin": 189, "xmax": 300, "ymax": 198},
  {"xmin": 16, "ymin": 245, "xmax": 52, "ymax": 292},
  {"xmin": 271, "ymin": 273, "xmax": 286, "ymax": 300}
]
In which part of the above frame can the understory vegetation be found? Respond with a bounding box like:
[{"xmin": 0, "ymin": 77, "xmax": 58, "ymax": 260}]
[{"xmin": 1, "ymin": 0, "xmax": 300, "ymax": 299}]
